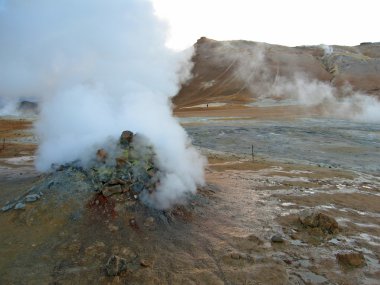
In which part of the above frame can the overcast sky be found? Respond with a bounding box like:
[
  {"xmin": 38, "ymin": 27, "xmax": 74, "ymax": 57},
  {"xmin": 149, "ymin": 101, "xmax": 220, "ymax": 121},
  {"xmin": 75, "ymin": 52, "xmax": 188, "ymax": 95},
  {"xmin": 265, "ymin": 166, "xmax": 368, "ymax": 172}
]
[{"xmin": 152, "ymin": 0, "xmax": 379, "ymax": 50}]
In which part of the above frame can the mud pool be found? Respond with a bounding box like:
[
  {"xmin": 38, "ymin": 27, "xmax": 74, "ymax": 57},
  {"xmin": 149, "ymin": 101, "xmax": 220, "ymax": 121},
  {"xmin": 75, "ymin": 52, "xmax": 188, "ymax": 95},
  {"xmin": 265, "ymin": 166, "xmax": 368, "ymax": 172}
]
[{"xmin": 183, "ymin": 117, "xmax": 380, "ymax": 174}]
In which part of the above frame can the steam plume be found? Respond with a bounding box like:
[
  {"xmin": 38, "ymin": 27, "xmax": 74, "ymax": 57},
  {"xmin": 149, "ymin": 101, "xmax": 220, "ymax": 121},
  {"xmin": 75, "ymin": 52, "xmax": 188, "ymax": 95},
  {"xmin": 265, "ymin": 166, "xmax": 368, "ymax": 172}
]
[
  {"xmin": 218, "ymin": 42, "xmax": 380, "ymax": 122},
  {"xmin": 0, "ymin": 0, "xmax": 205, "ymax": 209}
]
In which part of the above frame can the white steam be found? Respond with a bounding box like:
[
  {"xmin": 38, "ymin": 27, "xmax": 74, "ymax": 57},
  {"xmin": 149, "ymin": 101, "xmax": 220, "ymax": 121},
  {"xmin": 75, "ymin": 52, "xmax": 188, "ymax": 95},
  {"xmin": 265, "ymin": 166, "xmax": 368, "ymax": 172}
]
[
  {"xmin": 0, "ymin": 0, "xmax": 205, "ymax": 209},
  {"xmin": 223, "ymin": 42, "xmax": 380, "ymax": 122},
  {"xmin": 321, "ymin": 44, "xmax": 334, "ymax": 56},
  {"xmin": 271, "ymin": 74, "xmax": 380, "ymax": 122}
]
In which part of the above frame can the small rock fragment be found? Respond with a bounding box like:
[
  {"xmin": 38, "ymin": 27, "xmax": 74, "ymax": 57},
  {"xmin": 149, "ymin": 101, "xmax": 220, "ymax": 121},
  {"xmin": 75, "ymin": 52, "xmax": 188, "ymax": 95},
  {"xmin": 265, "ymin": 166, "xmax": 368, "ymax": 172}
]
[
  {"xmin": 336, "ymin": 251, "xmax": 366, "ymax": 267},
  {"xmin": 102, "ymin": 185, "xmax": 123, "ymax": 197},
  {"xmin": 230, "ymin": 252, "xmax": 241, "ymax": 260},
  {"xmin": 1, "ymin": 203, "xmax": 14, "ymax": 212},
  {"xmin": 105, "ymin": 255, "xmax": 128, "ymax": 276},
  {"xmin": 14, "ymin": 202, "xmax": 26, "ymax": 210},
  {"xmin": 143, "ymin": 216, "xmax": 155, "ymax": 227},
  {"xmin": 108, "ymin": 178, "xmax": 127, "ymax": 186},
  {"xmin": 129, "ymin": 218, "xmax": 139, "ymax": 229},
  {"xmin": 25, "ymin": 194, "xmax": 40, "ymax": 202},
  {"xmin": 271, "ymin": 234, "xmax": 284, "ymax": 243},
  {"xmin": 140, "ymin": 259, "xmax": 150, "ymax": 267},
  {"xmin": 108, "ymin": 224, "xmax": 119, "ymax": 232}
]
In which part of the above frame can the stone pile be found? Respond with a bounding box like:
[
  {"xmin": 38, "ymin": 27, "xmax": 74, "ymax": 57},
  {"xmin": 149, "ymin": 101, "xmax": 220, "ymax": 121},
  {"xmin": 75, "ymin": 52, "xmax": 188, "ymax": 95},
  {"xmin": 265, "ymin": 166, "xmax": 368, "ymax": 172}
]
[
  {"xmin": 88, "ymin": 130, "xmax": 160, "ymax": 202},
  {"xmin": 1, "ymin": 130, "xmax": 160, "ymax": 212}
]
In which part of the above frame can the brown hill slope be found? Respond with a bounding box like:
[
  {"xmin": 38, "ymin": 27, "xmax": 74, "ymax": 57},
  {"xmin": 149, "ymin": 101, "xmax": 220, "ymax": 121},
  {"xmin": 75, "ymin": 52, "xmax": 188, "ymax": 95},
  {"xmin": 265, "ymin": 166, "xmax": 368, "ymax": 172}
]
[{"xmin": 174, "ymin": 37, "xmax": 380, "ymax": 108}]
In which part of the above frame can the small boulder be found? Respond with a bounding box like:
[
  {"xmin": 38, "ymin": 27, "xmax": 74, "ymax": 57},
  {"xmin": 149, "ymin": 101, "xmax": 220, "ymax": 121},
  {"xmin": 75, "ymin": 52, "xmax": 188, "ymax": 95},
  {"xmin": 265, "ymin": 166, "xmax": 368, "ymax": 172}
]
[
  {"xmin": 25, "ymin": 194, "xmax": 40, "ymax": 203},
  {"xmin": 120, "ymin": 131, "xmax": 134, "ymax": 148},
  {"xmin": 336, "ymin": 251, "xmax": 366, "ymax": 267},
  {"xmin": 271, "ymin": 234, "xmax": 284, "ymax": 243},
  {"xmin": 105, "ymin": 255, "xmax": 128, "ymax": 276},
  {"xmin": 14, "ymin": 202, "xmax": 26, "ymax": 210},
  {"xmin": 299, "ymin": 209, "xmax": 339, "ymax": 234}
]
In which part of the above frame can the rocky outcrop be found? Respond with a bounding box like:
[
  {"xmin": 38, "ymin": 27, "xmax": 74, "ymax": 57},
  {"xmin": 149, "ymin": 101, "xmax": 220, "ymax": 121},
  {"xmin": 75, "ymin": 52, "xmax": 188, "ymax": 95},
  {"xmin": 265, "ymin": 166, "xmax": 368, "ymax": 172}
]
[{"xmin": 322, "ymin": 43, "xmax": 380, "ymax": 94}]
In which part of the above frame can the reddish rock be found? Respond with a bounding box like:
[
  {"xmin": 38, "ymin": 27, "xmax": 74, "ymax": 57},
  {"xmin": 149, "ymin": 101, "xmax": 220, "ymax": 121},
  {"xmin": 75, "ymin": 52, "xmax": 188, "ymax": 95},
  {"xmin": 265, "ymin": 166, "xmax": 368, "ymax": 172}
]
[
  {"xmin": 299, "ymin": 209, "xmax": 339, "ymax": 234},
  {"xmin": 120, "ymin": 131, "xmax": 134, "ymax": 148},
  {"xmin": 96, "ymin": 148, "xmax": 108, "ymax": 163},
  {"xmin": 115, "ymin": 157, "xmax": 127, "ymax": 168},
  {"xmin": 336, "ymin": 251, "xmax": 366, "ymax": 267}
]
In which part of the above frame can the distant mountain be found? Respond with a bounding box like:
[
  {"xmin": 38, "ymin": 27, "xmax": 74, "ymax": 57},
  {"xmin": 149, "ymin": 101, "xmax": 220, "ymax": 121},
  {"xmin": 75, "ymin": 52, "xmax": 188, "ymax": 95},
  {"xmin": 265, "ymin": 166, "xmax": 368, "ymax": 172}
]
[{"xmin": 173, "ymin": 37, "xmax": 380, "ymax": 108}]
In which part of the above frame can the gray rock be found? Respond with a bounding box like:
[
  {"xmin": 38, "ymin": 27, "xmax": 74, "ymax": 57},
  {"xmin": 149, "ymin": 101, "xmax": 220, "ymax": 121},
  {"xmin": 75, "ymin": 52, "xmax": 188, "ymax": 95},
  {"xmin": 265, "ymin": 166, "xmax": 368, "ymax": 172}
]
[
  {"xmin": 1, "ymin": 203, "xmax": 14, "ymax": 212},
  {"xmin": 105, "ymin": 255, "xmax": 128, "ymax": 276},
  {"xmin": 296, "ymin": 270, "xmax": 328, "ymax": 284},
  {"xmin": 25, "ymin": 194, "xmax": 40, "ymax": 202},
  {"xmin": 271, "ymin": 234, "xmax": 284, "ymax": 243},
  {"xmin": 14, "ymin": 202, "xmax": 26, "ymax": 210},
  {"xmin": 131, "ymin": 182, "xmax": 145, "ymax": 194}
]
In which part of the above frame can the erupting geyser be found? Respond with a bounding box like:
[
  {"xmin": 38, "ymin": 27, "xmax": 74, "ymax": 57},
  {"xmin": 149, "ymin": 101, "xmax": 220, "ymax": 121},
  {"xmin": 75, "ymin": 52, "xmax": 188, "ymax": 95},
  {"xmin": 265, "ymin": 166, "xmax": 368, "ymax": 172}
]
[{"xmin": 0, "ymin": 0, "xmax": 206, "ymax": 208}]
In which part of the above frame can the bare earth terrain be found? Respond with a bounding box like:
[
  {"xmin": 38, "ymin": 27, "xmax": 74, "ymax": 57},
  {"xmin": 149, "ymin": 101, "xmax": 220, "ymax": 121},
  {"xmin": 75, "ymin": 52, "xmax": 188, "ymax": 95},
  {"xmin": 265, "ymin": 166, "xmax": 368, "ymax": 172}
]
[{"xmin": 1, "ymin": 104, "xmax": 379, "ymax": 284}]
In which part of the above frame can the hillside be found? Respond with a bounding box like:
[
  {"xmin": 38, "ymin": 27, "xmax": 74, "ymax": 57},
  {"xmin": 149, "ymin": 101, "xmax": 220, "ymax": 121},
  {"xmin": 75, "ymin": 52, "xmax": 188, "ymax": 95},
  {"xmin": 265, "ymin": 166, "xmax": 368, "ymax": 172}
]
[{"xmin": 173, "ymin": 37, "xmax": 380, "ymax": 108}]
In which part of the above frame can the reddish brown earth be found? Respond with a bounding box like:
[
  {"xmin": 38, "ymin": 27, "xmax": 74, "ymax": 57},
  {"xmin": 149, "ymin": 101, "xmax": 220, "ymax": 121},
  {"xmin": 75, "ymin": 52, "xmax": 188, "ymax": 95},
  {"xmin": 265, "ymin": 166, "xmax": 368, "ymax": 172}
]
[{"xmin": 0, "ymin": 117, "xmax": 379, "ymax": 284}]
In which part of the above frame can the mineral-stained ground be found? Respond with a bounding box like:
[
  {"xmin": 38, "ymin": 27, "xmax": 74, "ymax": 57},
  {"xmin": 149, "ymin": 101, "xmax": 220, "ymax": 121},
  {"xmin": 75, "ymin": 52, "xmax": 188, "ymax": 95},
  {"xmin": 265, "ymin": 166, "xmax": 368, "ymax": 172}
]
[{"xmin": 0, "ymin": 111, "xmax": 379, "ymax": 284}]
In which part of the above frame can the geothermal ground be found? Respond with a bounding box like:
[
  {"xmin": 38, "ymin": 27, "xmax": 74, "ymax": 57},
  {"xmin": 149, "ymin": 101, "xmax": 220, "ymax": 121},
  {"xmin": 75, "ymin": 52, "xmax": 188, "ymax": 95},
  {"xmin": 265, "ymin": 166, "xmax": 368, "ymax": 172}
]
[{"xmin": 1, "ymin": 105, "xmax": 379, "ymax": 285}]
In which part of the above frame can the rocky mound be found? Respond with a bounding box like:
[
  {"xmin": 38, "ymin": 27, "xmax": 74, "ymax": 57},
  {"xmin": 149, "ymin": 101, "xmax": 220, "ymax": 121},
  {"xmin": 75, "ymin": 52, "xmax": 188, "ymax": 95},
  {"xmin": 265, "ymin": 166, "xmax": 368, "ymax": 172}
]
[{"xmin": 1, "ymin": 131, "xmax": 164, "ymax": 213}]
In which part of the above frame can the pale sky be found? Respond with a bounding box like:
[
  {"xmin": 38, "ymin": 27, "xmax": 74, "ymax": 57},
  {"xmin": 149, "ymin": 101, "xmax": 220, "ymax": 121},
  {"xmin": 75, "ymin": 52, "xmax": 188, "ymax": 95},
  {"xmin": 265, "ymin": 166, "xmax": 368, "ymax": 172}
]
[{"xmin": 152, "ymin": 0, "xmax": 379, "ymax": 50}]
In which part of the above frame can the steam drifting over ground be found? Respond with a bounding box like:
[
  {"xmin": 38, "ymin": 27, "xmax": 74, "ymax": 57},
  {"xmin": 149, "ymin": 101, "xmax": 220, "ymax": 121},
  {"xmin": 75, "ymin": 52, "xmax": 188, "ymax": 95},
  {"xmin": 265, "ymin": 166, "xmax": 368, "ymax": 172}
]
[
  {"xmin": 0, "ymin": 0, "xmax": 205, "ymax": 208},
  {"xmin": 220, "ymin": 42, "xmax": 380, "ymax": 122}
]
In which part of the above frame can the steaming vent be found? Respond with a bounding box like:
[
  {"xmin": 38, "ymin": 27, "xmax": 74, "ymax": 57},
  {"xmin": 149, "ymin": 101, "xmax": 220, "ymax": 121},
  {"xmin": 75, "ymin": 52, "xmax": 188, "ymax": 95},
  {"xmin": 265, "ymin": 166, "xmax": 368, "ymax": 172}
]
[
  {"xmin": 2, "ymin": 129, "xmax": 202, "ymax": 214},
  {"xmin": 57, "ymin": 130, "xmax": 168, "ymax": 208}
]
